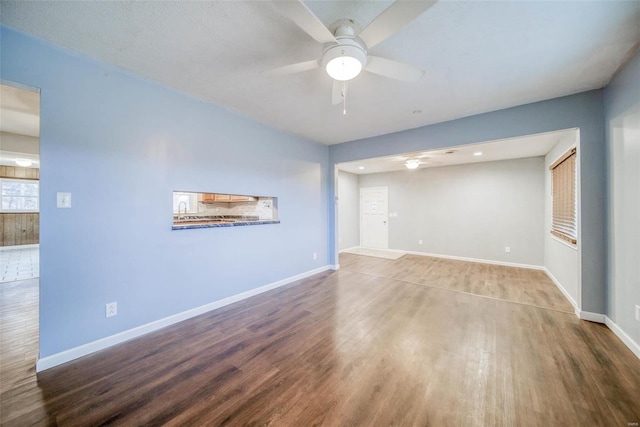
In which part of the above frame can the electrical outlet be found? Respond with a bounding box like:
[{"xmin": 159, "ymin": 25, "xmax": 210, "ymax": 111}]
[
  {"xmin": 635, "ymin": 305, "xmax": 640, "ymax": 322},
  {"xmin": 418, "ymin": 240, "xmax": 423, "ymax": 245},
  {"xmin": 106, "ymin": 302, "xmax": 117, "ymax": 318},
  {"xmin": 313, "ymin": 252, "xmax": 317, "ymax": 260},
  {"xmin": 505, "ymin": 247, "xmax": 511, "ymax": 253}
]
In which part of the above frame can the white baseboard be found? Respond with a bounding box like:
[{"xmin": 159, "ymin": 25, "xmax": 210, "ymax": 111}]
[
  {"xmin": 573, "ymin": 311, "xmax": 639, "ymax": 359},
  {"xmin": 338, "ymin": 246, "xmax": 360, "ymax": 254},
  {"xmin": 605, "ymin": 316, "xmax": 640, "ymax": 359},
  {"xmin": 330, "ymin": 264, "xmax": 340, "ymax": 270},
  {"xmin": 578, "ymin": 310, "xmax": 606, "ymax": 323},
  {"xmin": 0, "ymin": 243, "xmax": 39, "ymax": 251},
  {"xmin": 542, "ymin": 268, "xmax": 579, "ymax": 314},
  {"xmin": 36, "ymin": 265, "xmax": 334, "ymax": 372},
  {"xmin": 386, "ymin": 248, "xmax": 545, "ymax": 271}
]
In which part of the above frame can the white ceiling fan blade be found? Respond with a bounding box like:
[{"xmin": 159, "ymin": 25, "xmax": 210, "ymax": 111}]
[
  {"xmin": 272, "ymin": 1, "xmax": 337, "ymax": 44},
  {"xmin": 358, "ymin": 1, "xmax": 437, "ymax": 48},
  {"xmin": 365, "ymin": 56, "xmax": 424, "ymax": 82},
  {"xmin": 263, "ymin": 59, "xmax": 319, "ymax": 77},
  {"xmin": 332, "ymin": 80, "xmax": 348, "ymax": 105}
]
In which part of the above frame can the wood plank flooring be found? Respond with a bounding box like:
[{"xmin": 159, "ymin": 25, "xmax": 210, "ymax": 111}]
[
  {"xmin": 1, "ymin": 255, "xmax": 639, "ymax": 426},
  {"xmin": 339, "ymin": 253, "xmax": 575, "ymax": 313}
]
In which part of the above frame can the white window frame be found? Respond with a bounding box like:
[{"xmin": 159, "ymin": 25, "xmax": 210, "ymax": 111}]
[
  {"xmin": 0, "ymin": 178, "xmax": 40, "ymax": 213},
  {"xmin": 173, "ymin": 192, "xmax": 198, "ymax": 214}
]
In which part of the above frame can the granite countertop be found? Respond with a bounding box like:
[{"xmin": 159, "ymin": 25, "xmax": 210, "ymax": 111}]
[{"xmin": 172, "ymin": 215, "xmax": 279, "ymax": 230}]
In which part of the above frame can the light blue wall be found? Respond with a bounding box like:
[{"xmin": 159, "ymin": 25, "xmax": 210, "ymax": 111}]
[
  {"xmin": 604, "ymin": 48, "xmax": 640, "ymax": 346},
  {"xmin": 1, "ymin": 26, "xmax": 329, "ymax": 358},
  {"xmin": 329, "ymin": 90, "xmax": 607, "ymax": 314}
]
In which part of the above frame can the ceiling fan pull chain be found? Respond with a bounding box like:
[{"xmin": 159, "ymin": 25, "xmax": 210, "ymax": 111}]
[{"xmin": 342, "ymin": 82, "xmax": 347, "ymax": 115}]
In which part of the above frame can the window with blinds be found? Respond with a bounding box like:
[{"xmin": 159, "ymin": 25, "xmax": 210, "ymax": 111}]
[{"xmin": 550, "ymin": 147, "xmax": 577, "ymax": 244}]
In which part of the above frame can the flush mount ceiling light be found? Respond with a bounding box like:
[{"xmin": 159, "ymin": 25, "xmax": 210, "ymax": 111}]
[
  {"xmin": 473, "ymin": 151, "xmax": 483, "ymax": 156},
  {"xmin": 322, "ymin": 38, "xmax": 367, "ymax": 81},
  {"xmin": 405, "ymin": 159, "xmax": 420, "ymax": 170},
  {"xmin": 15, "ymin": 159, "xmax": 33, "ymax": 167},
  {"xmin": 358, "ymin": 166, "xmax": 365, "ymax": 170}
]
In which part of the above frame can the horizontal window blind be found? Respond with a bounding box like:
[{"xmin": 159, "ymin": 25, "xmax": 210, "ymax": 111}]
[{"xmin": 550, "ymin": 148, "xmax": 577, "ymax": 244}]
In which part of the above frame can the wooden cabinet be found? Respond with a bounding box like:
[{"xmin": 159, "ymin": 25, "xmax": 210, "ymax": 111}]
[
  {"xmin": 202, "ymin": 193, "xmax": 230, "ymax": 202},
  {"xmin": 201, "ymin": 193, "xmax": 257, "ymax": 203},
  {"xmin": 230, "ymin": 195, "xmax": 258, "ymax": 202}
]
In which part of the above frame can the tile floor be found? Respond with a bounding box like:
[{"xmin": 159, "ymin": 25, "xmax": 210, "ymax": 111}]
[{"xmin": 0, "ymin": 245, "xmax": 39, "ymax": 283}]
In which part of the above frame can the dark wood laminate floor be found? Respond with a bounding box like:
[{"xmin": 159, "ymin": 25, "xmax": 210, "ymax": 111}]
[{"xmin": 1, "ymin": 256, "xmax": 639, "ymax": 426}]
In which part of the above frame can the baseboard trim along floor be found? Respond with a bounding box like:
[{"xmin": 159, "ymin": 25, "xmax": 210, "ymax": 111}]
[
  {"xmin": 36, "ymin": 265, "xmax": 334, "ymax": 372},
  {"xmin": 383, "ymin": 247, "xmax": 547, "ymax": 271},
  {"xmin": 543, "ymin": 267, "xmax": 579, "ymax": 312},
  {"xmin": 605, "ymin": 316, "xmax": 640, "ymax": 359},
  {"xmin": 341, "ymin": 247, "xmax": 406, "ymax": 260},
  {"xmin": 579, "ymin": 310, "xmax": 640, "ymax": 359}
]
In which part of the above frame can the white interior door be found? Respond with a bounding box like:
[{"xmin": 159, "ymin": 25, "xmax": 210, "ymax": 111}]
[{"xmin": 360, "ymin": 187, "xmax": 388, "ymax": 249}]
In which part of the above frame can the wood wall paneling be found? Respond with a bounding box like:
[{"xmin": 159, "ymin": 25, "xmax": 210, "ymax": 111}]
[
  {"xmin": 0, "ymin": 166, "xmax": 40, "ymax": 246},
  {"xmin": 1, "ymin": 213, "xmax": 39, "ymax": 246},
  {"xmin": 0, "ymin": 166, "xmax": 39, "ymax": 180}
]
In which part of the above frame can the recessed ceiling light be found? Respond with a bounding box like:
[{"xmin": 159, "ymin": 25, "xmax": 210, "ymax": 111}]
[
  {"xmin": 473, "ymin": 152, "xmax": 483, "ymax": 156},
  {"xmin": 15, "ymin": 159, "xmax": 33, "ymax": 167},
  {"xmin": 405, "ymin": 159, "xmax": 420, "ymax": 170},
  {"xmin": 358, "ymin": 166, "xmax": 365, "ymax": 170}
]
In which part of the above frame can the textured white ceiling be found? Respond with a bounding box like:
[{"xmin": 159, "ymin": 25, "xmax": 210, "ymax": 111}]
[
  {"xmin": 1, "ymin": 1, "xmax": 638, "ymax": 145},
  {"xmin": 338, "ymin": 128, "xmax": 576, "ymax": 175}
]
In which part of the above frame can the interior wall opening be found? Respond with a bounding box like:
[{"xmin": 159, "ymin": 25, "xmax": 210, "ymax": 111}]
[
  {"xmin": 0, "ymin": 81, "xmax": 41, "ymax": 372},
  {"xmin": 335, "ymin": 128, "xmax": 582, "ymax": 312}
]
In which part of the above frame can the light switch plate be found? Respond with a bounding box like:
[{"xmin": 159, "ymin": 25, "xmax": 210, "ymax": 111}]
[{"xmin": 57, "ymin": 192, "xmax": 72, "ymax": 208}]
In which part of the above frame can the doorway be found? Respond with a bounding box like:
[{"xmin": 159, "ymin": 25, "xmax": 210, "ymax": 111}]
[
  {"xmin": 0, "ymin": 82, "xmax": 41, "ymax": 382},
  {"xmin": 360, "ymin": 186, "xmax": 388, "ymax": 249},
  {"xmin": 0, "ymin": 83, "xmax": 40, "ymax": 281}
]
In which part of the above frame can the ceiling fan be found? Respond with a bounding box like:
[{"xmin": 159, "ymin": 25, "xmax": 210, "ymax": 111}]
[{"xmin": 265, "ymin": 0, "xmax": 437, "ymax": 111}]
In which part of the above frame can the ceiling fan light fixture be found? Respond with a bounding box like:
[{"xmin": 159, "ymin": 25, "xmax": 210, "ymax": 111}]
[
  {"xmin": 405, "ymin": 159, "xmax": 420, "ymax": 170},
  {"xmin": 15, "ymin": 159, "xmax": 33, "ymax": 167},
  {"xmin": 326, "ymin": 56, "xmax": 362, "ymax": 81},
  {"xmin": 322, "ymin": 41, "xmax": 367, "ymax": 81}
]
